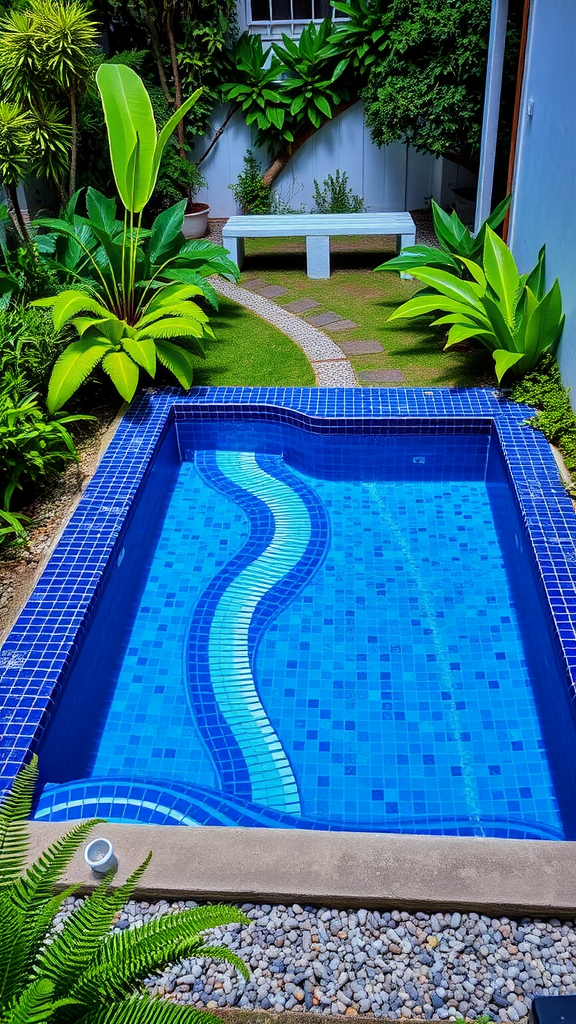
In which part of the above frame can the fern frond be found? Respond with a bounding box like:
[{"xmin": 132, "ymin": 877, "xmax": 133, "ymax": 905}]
[
  {"xmin": 37, "ymin": 853, "xmax": 153, "ymax": 996},
  {"xmin": 72, "ymin": 905, "xmax": 249, "ymax": 1003},
  {"xmin": 76, "ymin": 995, "xmax": 225, "ymax": 1024},
  {"xmin": 2, "ymin": 977, "xmax": 78, "ymax": 1024},
  {"xmin": 0, "ymin": 756, "xmax": 38, "ymax": 888},
  {"xmin": 191, "ymin": 944, "xmax": 250, "ymax": 981},
  {"xmin": 11, "ymin": 819, "xmax": 101, "ymax": 913}
]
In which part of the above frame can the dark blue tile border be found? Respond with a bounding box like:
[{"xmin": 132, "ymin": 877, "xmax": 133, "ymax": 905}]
[{"xmin": 2, "ymin": 386, "xmax": 576, "ymax": 818}]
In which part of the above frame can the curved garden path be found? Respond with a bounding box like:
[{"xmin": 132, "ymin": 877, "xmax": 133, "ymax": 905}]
[{"xmin": 211, "ymin": 276, "xmax": 358, "ymax": 387}]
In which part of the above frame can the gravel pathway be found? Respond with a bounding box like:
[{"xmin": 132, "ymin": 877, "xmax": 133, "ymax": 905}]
[
  {"xmin": 56, "ymin": 897, "xmax": 576, "ymax": 1021},
  {"xmin": 211, "ymin": 276, "xmax": 358, "ymax": 387}
]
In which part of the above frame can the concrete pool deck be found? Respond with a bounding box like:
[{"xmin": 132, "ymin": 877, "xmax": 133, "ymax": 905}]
[{"xmin": 28, "ymin": 821, "xmax": 576, "ymax": 917}]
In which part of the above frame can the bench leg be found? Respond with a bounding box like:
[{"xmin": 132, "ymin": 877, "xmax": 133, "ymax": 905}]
[
  {"xmin": 306, "ymin": 235, "xmax": 330, "ymax": 279},
  {"xmin": 223, "ymin": 235, "xmax": 244, "ymax": 271},
  {"xmin": 398, "ymin": 231, "xmax": 416, "ymax": 280}
]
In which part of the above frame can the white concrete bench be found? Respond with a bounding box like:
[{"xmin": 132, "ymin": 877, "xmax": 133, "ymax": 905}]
[{"xmin": 222, "ymin": 213, "xmax": 417, "ymax": 280}]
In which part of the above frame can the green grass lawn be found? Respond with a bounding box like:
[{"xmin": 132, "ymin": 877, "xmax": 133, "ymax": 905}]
[
  {"xmin": 240, "ymin": 236, "xmax": 494, "ymax": 388},
  {"xmin": 191, "ymin": 294, "xmax": 315, "ymax": 386}
]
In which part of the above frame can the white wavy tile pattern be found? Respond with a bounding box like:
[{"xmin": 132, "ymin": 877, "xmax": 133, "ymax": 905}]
[{"xmin": 203, "ymin": 451, "xmax": 308, "ymax": 815}]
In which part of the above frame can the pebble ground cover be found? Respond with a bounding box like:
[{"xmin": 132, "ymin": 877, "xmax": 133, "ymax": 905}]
[{"xmin": 56, "ymin": 898, "xmax": 576, "ymax": 1021}]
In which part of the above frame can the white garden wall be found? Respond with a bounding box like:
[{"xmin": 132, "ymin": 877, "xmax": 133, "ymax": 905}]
[{"xmin": 192, "ymin": 102, "xmax": 475, "ymax": 218}]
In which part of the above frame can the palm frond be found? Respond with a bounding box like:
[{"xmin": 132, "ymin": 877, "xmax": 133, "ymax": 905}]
[{"xmin": 0, "ymin": 756, "xmax": 38, "ymax": 888}]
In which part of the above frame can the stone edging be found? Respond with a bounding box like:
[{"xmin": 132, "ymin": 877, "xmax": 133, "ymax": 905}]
[{"xmin": 211, "ymin": 277, "xmax": 358, "ymax": 387}]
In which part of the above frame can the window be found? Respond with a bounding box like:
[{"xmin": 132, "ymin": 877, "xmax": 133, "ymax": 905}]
[{"xmin": 249, "ymin": 0, "xmax": 344, "ymax": 23}]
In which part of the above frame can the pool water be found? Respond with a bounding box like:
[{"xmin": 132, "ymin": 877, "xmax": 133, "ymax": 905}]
[{"xmin": 35, "ymin": 421, "xmax": 576, "ymax": 838}]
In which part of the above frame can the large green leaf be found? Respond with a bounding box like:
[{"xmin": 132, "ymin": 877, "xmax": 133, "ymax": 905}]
[
  {"xmin": 155, "ymin": 339, "xmax": 196, "ymax": 388},
  {"xmin": 482, "ymin": 227, "xmax": 520, "ymax": 325},
  {"xmin": 32, "ymin": 291, "xmax": 113, "ymax": 331},
  {"xmin": 431, "ymin": 200, "xmax": 472, "ymax": 256},
  {"xmin": 151, "ymin": 88, "xmax": 203, "ymax": 194},
  {"xmin": 148, "ymin": 200, "xmax": 188, "ymax": 266},
  {"xmin": 492, "ymin": 349, "xmax": 524, "ymax": 383},
  {"xmin": 523, "ymin": 279, "xmax": 565, "ymax": 365},
  {"xmin": 96, "ymin": 64, "xmax": 157, "ymax": 213},
  {"xmin": 138, "ymin": 301, "xmax": 207, "ymax": 329},
  {"xmin": 121, "ymin": 336, "xmax": 156, "ymax": 376},
  {"xmin": 47, "ymin": 337, "xmax": 112, "ymax": 412},
  {"xmin": 375, "ymin": 246, "xmax": 460, "ymax": 274},
  {"xmin": 388, "ymin": 294, "xmax": 481, "ymax": 321},
  {"xmin": 102, "ymin": 352, "xmax": 140, "ymax": 402},
  {"xmin": 525, "ymin": 245, "xmax": 546, "ymax": 302},
  {"xmin": 410, "ymin": 267, "xmax": 485, "ymax": 306}
]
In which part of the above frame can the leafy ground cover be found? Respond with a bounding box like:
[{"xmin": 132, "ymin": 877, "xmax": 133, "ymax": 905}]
[{"xmin": 241, "ymin": 236, "xmax": 494, "ymax": 387}]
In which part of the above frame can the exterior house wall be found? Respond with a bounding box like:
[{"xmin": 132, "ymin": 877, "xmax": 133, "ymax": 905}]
[
  {"xmin": 508, "ymin": 0, "xmax": 576, "ymax": 398},
  {"xmin": 192, "ymin": 102, "xmax": 475, "ymax": 217}
]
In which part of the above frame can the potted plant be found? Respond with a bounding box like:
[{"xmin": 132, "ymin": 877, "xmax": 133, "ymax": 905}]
[{"xmin": 154, "ymin": 139, "xmax": 209, "ymax": 237}]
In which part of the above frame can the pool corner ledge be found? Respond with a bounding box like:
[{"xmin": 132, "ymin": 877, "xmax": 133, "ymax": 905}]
[{"xmin": 27, "ymin": 822, "xmax": 576, "ymax": 918}]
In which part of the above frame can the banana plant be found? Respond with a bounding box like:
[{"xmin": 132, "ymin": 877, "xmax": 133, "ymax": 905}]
[
  {"xmin": 388, "ymin": 228, "xmax": 565, "ymax": 383},
  {"xmin": 376, "ymin": 195, "xmax": 512, "ymax": 277},
  {"xmin": 35, "ymin": 188, "xmax": 239, "ymax": 314},
  {"xmin": 33, "ymin": 66, "xmax": 238, "ymax": 410}
]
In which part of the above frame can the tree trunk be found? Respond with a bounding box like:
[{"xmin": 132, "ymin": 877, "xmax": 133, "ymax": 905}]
[
  {"xmin": 69, "ymin": 87, "xmax": 77, "ymax": 199},
  {"xmin": 144, "ymin": 1, "xmax": 173, "ymax": 105},
  {"xmin": 165, "ymin": 5, "xmax": 185, "ymax": 157},
  {"xmin": 5, "ymin": 184, "xmax": 30, "ymax": 243},
  {"xmin": 196, "ymin": 104, "xmax": 238, "ymax": 166},
  {"xmin": 262, "ymin": 99, "xmax": 358, "ymax": 186}
]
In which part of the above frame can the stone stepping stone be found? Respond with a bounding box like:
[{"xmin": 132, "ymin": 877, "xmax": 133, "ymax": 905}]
[
  {"xmin": 339, "ymin": 340, "xmax": 384, "ymax": 355},
  {"xmin": 358, "ymin": 369, "xmax": 406, "ymax": 382},
  {"xmin": 284, "ymin": 298, "xmax": 320, "ymax": 313},
  {"xmin": 308, "ymin": 311, "xmax": 343, "ymax": 326},
  {"xmin": 253, "ymin": 285, "xmax": 289, "ymax": 298},
  {"xmin": 243, "ymin": 278, "xmax": 267, "ymax": 290},
  {"xmin": 327, "ymin": 319, "xmax": 358, "ymax": 332}
]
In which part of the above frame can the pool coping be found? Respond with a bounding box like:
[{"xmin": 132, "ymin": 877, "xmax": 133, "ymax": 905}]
[
  {"xmin": 26, "ymin": 820, "xmax": 576, "ymax": 917},
  {"xmin": 3, "ymin": 386, "xmax": 576, "ymax": 842}
]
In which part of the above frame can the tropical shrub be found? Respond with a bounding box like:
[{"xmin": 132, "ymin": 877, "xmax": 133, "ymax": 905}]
[
  {"xmin": 311, "ymin": 170, "xmax": 364, "ymax": 213},
  {"xmin": 0, "ymin": 754, "xmax": 250, "ymax": 1023},
  {"xmin": 35, "ymin": 65, "xmax": 238, "ymax": 411},
  {"xmin": 375, "ymin": 195, "xmax": 512, "ymax": 277},
  {"xmin": 388, "ymin": 228, "xmax": 565, "ymax": 383},
  {"xmin": 229, "ymin": 151, "xmax": 271, "ymax": 215},
  {"xmin": 0, "ymin": 372, "xmax": 88, "ymax": 545},
  {"xmin": 0, "ymin": 306, "xmax": 67, "ymax": 389},
  {"xmin": 222, "ymin": 34, "xmax": 293, "ymax": 152}
]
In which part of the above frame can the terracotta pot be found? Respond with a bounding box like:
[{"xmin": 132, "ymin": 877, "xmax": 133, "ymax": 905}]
[{"xmin": 182, "ymin": 202, "xmax": 210, "ymax": 239}]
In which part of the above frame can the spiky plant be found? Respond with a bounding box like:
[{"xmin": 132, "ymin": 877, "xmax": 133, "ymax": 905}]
[{"xmin": 0, "ymin": 756, "xmax": 250, "ymax": 1023}]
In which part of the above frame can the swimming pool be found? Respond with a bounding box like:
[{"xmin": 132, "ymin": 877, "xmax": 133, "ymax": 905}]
[{"xmin": 3, "ymin": 389, "xmax": 576, "ymax": 839}]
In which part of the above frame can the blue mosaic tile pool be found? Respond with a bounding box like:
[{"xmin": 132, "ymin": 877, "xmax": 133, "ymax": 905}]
[{"xmin": 3, "ymin": 388, "xmax": 576, "ymax": 839}]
